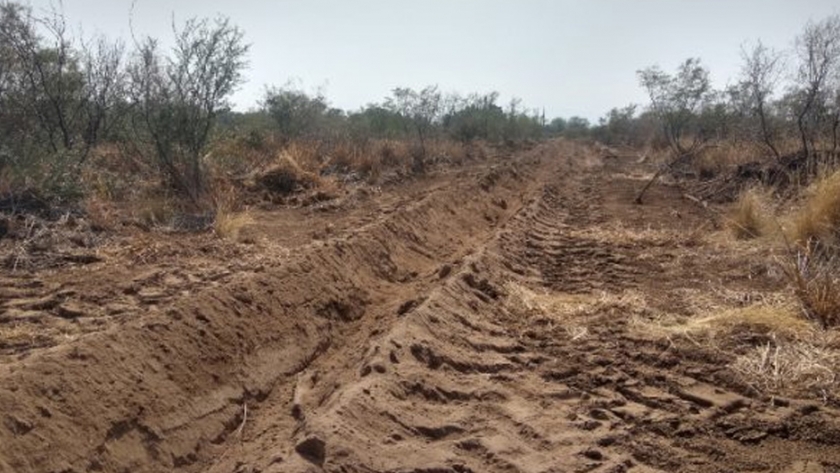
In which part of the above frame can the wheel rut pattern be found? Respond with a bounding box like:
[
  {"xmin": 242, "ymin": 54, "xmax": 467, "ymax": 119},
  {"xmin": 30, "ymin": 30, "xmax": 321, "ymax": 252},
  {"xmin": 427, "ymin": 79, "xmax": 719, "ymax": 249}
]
[{"xmin": 2, "ymin": 142, "xmax": 839, "ymax": 473}]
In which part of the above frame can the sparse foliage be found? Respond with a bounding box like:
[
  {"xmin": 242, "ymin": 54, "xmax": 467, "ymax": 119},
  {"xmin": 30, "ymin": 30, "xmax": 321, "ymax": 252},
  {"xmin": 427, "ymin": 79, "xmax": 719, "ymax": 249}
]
[
  {"xmin": 638, "ymin": 58, "xmax": 717, "ymax": 156},
  {"xmin": 791, "ymin": 14, "xmax": 840, "ymax": 158},
  {"xmin": 0, "ymin": 1, "xmax": 126, "ymax": 200},
  {"xmin": 735, "ymin": 41, "xmax": 785, "ymax": 158},
  {"xmin": 128, "ymin": 16, "xmax": 249, "ymax": 200},
  {"xmin": 385, "ymin": 85, "xmax": 442, "ymax": 172}
]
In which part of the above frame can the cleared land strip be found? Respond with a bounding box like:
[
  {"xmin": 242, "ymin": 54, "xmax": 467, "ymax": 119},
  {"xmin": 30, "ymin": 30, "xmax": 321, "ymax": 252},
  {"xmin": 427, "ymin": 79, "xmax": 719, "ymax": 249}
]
[
  {"xmin": 0, "ymin": 143, "xmax": 554, "ymax": 473},
  {"xmin": 4, "ymin": 142, "xmax": 840, "ymax": 473}
]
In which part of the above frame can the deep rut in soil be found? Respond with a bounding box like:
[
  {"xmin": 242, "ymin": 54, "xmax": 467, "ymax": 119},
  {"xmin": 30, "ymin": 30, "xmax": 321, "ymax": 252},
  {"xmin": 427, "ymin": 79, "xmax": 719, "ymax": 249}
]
[{"xmin": 0, "ymin": 144, "xmax": 548, "ymax": 473}]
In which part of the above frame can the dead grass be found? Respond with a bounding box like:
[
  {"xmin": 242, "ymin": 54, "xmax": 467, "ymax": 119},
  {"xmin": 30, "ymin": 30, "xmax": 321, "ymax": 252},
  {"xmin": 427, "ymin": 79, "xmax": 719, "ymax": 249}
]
[
  {"xmin": 375, "ymin": 140, "xmax": 407, "ymax": 169},
  {"xmin": 769, "ymin": 170, "xmax": 840, "ymax": 329},
  {"xmin": 133, "ymin": 196, "xmax": 176, "ymax": 228},
  {"xmin": 727, "ymin": 187, "xmax": 774, "ymax": 240},
  {"xmin": 214, "ymin": 207, "xmax": 254, "ymax": 241},
  {"xmin": 253, "ymin": 152, "xmax": 318, "ymax": 196},
  {"xmin": 685, "ymin": 303, "xmax": 810, "ymax": 337},
  {"xmin": 789, "ymin": 169, "xmax": 840, "ymax": 249},
  {"xmin": 629, "ymin": 298, "xmax": 811, "ymax": 340},
  {"xmin": 709, "ymin": 170, "xmax": 840, "ymax": 330},
  {"xmin": 692, "ymin": 142, "xmax": 766, "ymax": 178},
  {"xmin": 284, "ymin": 141, "xmax": 322, "ymax": 173},
  {"xmin": 505, "ymin": 282, "xmax": 650, "ymax": 320},
  {"xmin": 355, "ymin": 153, "xmax": 382, "ymax": 183},
  {"xmin": 569, "ymin": 223, "xmax": 692, "ymax": 247},
  {"xmin": 430, "ymin": 140, "xmax": 469, "ymax": 166},
  {"xmin": 730, "ymin": 335, "xmax": 840, "ymax": 395},
  {"xmin": 208, "ymin": 133, "xmax": 278, "ymax": 177},
  {"xmin": 778, "ymin": 244, "xmax": 840, "ymax": 329},
  {"xmin": 211, "ymin": 183, "xmax": 254, "ymax": 241}
]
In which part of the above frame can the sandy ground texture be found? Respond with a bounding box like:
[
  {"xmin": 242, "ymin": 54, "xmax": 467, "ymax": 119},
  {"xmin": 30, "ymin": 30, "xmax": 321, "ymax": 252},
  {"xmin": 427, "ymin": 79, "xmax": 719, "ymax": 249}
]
[{"xmin": 1, "ymin": 140, "xmax": 839, "ymax": 473}]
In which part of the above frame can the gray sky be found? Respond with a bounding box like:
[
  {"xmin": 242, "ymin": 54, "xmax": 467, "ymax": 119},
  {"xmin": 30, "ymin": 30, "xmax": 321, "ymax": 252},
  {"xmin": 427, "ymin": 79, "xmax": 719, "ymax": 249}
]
[{"xmin": 27, "ymin": 0, "xmax": 840, "ymax": 120}]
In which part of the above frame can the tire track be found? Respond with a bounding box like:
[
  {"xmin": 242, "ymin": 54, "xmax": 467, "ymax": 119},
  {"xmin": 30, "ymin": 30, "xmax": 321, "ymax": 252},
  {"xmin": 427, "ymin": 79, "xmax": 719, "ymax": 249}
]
[{"xmin": 215, "ymin": 151, "xmax": 840, "ymax": 473}]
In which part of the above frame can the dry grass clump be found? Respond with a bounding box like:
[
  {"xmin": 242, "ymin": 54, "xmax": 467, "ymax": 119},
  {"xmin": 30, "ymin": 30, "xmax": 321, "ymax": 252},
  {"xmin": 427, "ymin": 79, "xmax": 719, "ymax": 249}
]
[
  {"xmin": 730, "ymin": 335, "xmax": 840, "ymax": 395},
  {"xmin": 374, "ymin": 140, "xmax": 410, "ymax": 169},
  {"xmin": 779, "ymin": 244, "xmax": 840, "ymax": 329},
  {"xmin": 789, "ymin": 169, "xmax": 840, "ymax": 249},
  {"xmin": 430, "ymin": 140, "xmax": 469, "ymax": 166},
  {"xmin": 134, "ymin": 195, "xmax": 177, "ymax": 228},
  {"xmin": 214, "ymin": 207, "xmax": 254, "ymax": 241},
  {"xmin": 355, "ymin": 152, "xmax": 382, "ymax": 183},
  {"xmin": 628, "ymin": 300, "xmax": 810, "ymax": 342},
  {"xmin": 570, "ymin": 223, "xmax": 690, "ymax": 247},
  {"xmin": 728, "ymin": 187, "xmax": 774, "ymax": 240},
  {"xmin": 82, "ymin": 197, "xmax": 119, "ymax": 232},
  {"xmin": 211, "ymin": 184, "xmax": 254, "ymax": 241},
  {"xmin": 208, "ymin": 133, "xmax": 279, "ymax": 177},
  {"xmin": 770, "ymin": 170, "xmax": 840, "ymax": 329},
  {"xmin": 686, "ymin": 303, "xmax": 810, "ymax": 338},
  {"xmin": 253, "ymin": 152, "xmax": 319, "ymax": 196},
  {"xmin": 284, "ymin": 141, "xmax": 322, "ymax": 173},
  {"xmin": 505, "ymin": 282, "xmax": 650, "ymax": 320}
]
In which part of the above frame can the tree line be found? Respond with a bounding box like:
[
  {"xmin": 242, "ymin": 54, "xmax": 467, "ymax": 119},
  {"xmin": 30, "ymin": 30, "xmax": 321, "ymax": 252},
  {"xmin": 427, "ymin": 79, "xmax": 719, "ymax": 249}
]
[
  {"xmin": 6, "ymin": 0, "xmax": 836, "ymax": 206},
  {"xmin": 587, "ymin": 13, "xmax": 840, "ymax": 169},
  {"xmin": 0, "ymin": 2, "xmax": 551, "ymax": 204}
]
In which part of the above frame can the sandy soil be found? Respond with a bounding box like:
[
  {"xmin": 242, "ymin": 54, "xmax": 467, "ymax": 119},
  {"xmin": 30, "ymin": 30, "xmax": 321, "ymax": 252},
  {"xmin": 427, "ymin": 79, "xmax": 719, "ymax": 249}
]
[{"xmin": 1, "ymin": 141, "xmax": 839, "ymax": 473}]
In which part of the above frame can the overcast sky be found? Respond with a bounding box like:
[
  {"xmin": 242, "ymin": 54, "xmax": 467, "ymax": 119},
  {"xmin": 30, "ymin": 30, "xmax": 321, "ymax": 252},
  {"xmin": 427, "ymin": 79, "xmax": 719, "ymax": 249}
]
[{"xmin": 25, "ymin": 0, "xmax": 840, "ymax": 120}]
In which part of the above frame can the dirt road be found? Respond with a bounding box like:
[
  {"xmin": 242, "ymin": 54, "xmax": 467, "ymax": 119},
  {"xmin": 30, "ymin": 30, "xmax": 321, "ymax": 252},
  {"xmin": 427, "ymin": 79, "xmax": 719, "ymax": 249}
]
[{"xmin": 1, "ymin": 141, "xmax": 838, "ymax": 473}]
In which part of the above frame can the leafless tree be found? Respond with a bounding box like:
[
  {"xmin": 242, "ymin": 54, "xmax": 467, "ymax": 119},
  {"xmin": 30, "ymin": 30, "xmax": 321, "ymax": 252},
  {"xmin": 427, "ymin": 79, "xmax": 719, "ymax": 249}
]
[
  {"xmin": 79, "ymin": 35, "xmax": 126, "ymax": 158},
  {"xmin": 792, "ymin": 14, "xmax": 840, "ymax": 157},
  {"xmin": 738, "ymin": 41, "xmax": 785, "ymax": 159}
]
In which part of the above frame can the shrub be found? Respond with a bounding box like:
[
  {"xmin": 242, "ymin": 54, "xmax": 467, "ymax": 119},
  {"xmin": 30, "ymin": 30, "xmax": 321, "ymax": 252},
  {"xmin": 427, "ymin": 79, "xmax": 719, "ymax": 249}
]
[{"xmin": 128, "ymin": 16, "xmax": 249, "ymax": 201}]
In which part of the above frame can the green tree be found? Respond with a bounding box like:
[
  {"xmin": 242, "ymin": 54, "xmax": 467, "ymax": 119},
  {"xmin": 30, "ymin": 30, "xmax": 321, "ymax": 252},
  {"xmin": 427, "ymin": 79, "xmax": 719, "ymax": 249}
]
[
  {"xmin": 129, "ymin": 16, "xmax": 249, "ymax": 200},
  {"xmin": 385, "ymin": 85, "xmax": 442, "ymax": 172},
  {"xmin": 637, "ymin": 58, "xmax": 715, "ymax": 156},
  {"xmin": 0, "ymin": 1, "xmax": 126, "ymax": 199},
  {"xmin": 262, "ymin": 84, "xmax": 330, "ymax": 143}
]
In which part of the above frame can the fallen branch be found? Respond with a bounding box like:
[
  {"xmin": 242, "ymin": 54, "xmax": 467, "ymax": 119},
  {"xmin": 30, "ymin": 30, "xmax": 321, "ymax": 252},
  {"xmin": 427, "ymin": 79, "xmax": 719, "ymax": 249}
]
[{"xmin": 635, "ymin": 149, "xmax": 700, "ymax": 204}]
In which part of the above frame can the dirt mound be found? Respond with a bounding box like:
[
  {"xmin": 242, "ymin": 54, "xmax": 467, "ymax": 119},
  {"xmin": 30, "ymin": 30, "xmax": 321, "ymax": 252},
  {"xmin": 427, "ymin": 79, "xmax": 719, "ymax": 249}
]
[
  {"xmin": 252, "ymin": 154, "xmax": 319, "ymax": 196},
  {"xmin": 1, "ymin": 141, "xmax": 838, "ymax": 473}
]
